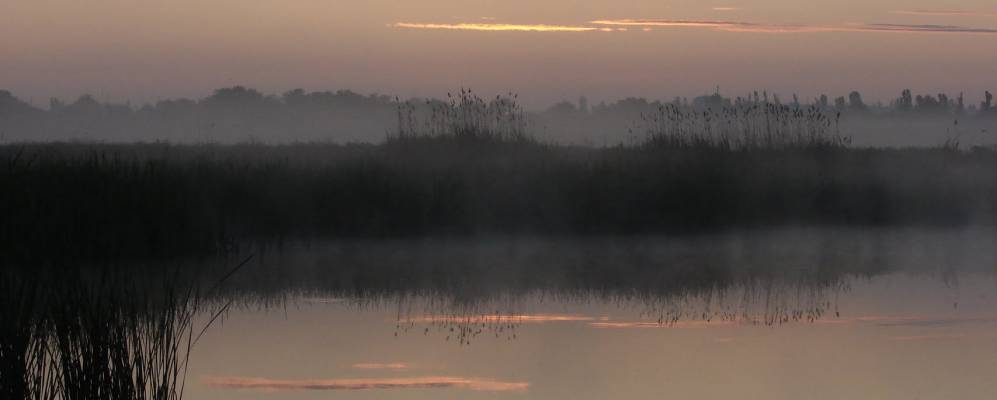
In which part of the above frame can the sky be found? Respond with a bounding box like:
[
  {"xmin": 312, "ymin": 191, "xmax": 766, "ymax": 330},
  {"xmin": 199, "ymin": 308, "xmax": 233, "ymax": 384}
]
[{"xmin": 2, "ymin": 0, "xmax": 997, "ymax": 108}]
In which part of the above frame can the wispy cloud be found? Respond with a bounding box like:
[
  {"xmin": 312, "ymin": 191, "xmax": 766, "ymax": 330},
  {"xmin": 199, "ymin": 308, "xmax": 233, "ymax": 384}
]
[
  {"xmin": 590, "ymin": 19, "xmax": 997, "ymax": 34},
  {"xmin": 891, "ymin": 10, "xmax": 997, "ymax": 18},
  {"xmin": 590, "ymin": 19, "xmax": 827, "ymax": 33},
  {"xmin": 392, "ymin": 19, "xmax": 997, "ymax": 35},
  {"xmin": 391, "ymin": 22, "xmax": 606, "ymax": 32},
  {"xmin": 351, "ymin": 362, "xmax": 412, "ymax": 370},
  {"xmin": 712, "ymin": 7, "xmax": 741, "ymax": 12},
  {"xmin": 860, "ymin": 23, "xmax": 997, "ymax": 34},
  {"xmin": 203, "ymin": 376, "xmax": 529, "ymax": 392}
]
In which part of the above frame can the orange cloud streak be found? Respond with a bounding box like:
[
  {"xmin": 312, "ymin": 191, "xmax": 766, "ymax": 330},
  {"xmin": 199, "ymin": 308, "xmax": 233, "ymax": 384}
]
[
  {"xmin": 590, "ymin": 19, "xmax": 997, "ymax": 34},
  {"xmin": 589, "ymin": 19, "xmax": 823, "ymax": 33},
  {"xmin": 392, "ymin": 22, "xmax": 600, "ymax": 32},
  {"xmin": 203, "ymin": 376, "xmax": 529, "ymax": 392},
  {"xmin": 392, "ymin": 20, "xmax": 997, "ymax": 35}
]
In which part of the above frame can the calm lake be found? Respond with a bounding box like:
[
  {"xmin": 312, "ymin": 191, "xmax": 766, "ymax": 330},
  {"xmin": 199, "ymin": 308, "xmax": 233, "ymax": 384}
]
[{"xmin": 178, "ymin": 228, "xmax": 997, "ymax": 399}]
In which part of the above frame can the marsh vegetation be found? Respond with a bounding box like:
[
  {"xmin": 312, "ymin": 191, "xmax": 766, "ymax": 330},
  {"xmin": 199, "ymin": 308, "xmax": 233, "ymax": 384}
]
[
  {"xmin": 0, "ymin": 255, "xmax": 252, "ymax": 400},
  {"xmin": 3, "ymin": 89, "xmax": 996, "ymax": 399},
  {"xmin": 0, "ymin": 268, "xmax": 196, "ymax": 399},
  {"xmin": 3, "ymin": 91, "xmax": 997, "ymax": 264}
]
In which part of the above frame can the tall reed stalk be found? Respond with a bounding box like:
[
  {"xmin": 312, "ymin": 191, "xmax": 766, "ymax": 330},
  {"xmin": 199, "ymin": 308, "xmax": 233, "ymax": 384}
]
[
  {"xmin": 394, "ymin": 89, "xmax": 530, "ymax": 143},
  {"xmin": 1, "ymin": 259, "xmax": 248, "ymax": 400},
  {"xmin": 636, "ymin": 101, "xmax": 848, "ymax": 150}
]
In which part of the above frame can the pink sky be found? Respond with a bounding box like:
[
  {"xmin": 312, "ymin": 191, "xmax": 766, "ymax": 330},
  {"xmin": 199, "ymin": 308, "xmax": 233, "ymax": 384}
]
[{"xmin": 2, "ymin": 0, "xmax": 996, "ymax": 108}]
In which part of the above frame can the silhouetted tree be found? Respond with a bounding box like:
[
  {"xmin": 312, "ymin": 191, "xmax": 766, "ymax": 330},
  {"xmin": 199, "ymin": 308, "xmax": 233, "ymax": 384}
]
[
  {"xmin": 282, "ymin": 88, "xmax": 308, "ymax": 106},
  {"xmin": 0, "ymin": 90, "xmax": 39, "ymax": 117},
  {"xmin": 848, "ymin": 91, "xmax": 867, "ymax": 112},
  {"xmin": 834, "ymin": 96, "xmax": 847, "ymax": 112},
  {"xmin": 203, "ymin": 86, "xmax": 268, "ymax": 110},
  {"xmin": 895, "ymin": 89, "xmax": 913, "ymax": 112}
]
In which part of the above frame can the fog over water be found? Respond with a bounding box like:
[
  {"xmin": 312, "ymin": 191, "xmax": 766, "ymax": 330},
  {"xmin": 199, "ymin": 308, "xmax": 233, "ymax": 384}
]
[
  {"xmin": 183, "ymin": 228, "xmax": 997, "ymax": 400},
  {"xmin": 2, "ymin": 87, "xmax": 995, "ymax": 146}
]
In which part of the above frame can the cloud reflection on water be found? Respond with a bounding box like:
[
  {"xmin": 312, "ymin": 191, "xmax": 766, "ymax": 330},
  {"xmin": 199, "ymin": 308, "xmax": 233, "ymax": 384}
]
[
  {"xmin": 203, "ymin": 375, "xmax": 529, "ymax": 392},
  {"xmin": 401, "ymin": 314, "xmax": 598, "ymax": 324}
]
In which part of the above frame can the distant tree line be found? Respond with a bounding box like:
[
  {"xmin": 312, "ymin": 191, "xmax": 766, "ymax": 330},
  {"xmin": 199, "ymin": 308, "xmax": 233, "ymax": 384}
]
[
  {"xmin": 0, "ymin": 86, "xmax": 399, "ymax": 142},
  {"xmin": 542, "ymin": 89, "xmax": 997, "ymax": 117},
  {"xmin": 0, "ymin": 86, "xmax": 994, "ymax": 143}
]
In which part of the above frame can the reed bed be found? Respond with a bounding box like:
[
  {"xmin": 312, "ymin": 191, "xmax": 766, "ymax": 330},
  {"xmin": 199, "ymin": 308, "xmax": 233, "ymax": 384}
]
[
  {"xmin": 0, "ymin": 263, "xmax": 242, "ymax": 400},
  {"xmin": 637, "ymin": 102, "xmax": 848, "ymax": 150},
  {"xmin": 394, "ymin": 89, "xmax": 530, "ymax": 143},
  {"xmin": 3, "ymin": 91, "xmax": 997, "ymax": 263}
]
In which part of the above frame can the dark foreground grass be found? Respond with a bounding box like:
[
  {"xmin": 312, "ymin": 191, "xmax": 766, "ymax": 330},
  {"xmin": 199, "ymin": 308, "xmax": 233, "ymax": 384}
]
[
  {"xmin": 0, "ymin": 258, "xmax": 249, "ymax": 400},
  {"xmin": 3, "ymin": 138, "xmax": 997, "ymax": 263},
  {"xmin": 0, "ymin": 268, "xmax": 196, "ymax": 400}
]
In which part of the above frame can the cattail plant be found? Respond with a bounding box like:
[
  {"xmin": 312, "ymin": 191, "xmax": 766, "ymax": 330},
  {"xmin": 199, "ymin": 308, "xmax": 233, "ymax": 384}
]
[
  {"xmin": 636, "ymin": 100, "xmax": 849, "ymax": 151},
  {"xmin": 393, "ymin": 89, "xmax": 530, "ymax": 143}
]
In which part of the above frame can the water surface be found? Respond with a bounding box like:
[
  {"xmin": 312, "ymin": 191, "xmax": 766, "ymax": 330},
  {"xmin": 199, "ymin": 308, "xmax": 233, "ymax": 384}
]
[{"xmin": 183, "ymin": 228, "xmax": 997, "ymax": 399}]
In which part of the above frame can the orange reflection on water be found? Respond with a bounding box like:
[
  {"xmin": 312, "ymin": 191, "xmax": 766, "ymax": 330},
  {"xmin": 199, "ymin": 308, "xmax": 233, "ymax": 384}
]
[
  {"xmin": 203, "ymin": 375, "xmax": 529, "ymax": 392},
  {"xmin": 403, "ymin": 313, "xmax": 597, "ymax": 324},
  {"xmin": 589, "ymin": 320, "xmax": 739, "ymax": 329}
]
